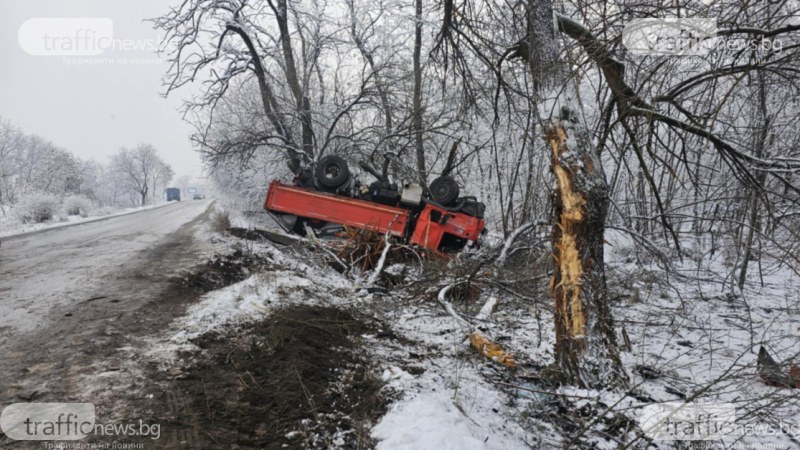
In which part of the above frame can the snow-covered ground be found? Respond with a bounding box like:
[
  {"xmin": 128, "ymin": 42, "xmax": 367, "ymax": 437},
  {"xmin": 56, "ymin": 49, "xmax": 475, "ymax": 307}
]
[
  {"xmin": 131, "ymin": 210, "xmax": 538, "ymax": 448},
  {"xmin": 132, "ymin": 210, "xmax": 800, "ymax": 449}
]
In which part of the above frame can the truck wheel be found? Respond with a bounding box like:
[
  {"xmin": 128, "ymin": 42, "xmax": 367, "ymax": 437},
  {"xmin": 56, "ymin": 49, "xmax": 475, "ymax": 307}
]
[
  {"xmin": 429, "ymin": 175, "xmax": 459, "ymax": 205},
  {"xmin": 316, "ymin": 155, "xmax": 351, "ymax": 189}
]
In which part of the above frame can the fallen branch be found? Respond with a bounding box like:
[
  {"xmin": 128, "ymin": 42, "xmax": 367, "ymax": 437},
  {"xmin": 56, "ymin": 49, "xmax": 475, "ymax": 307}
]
[
  {"xmin": 366, "ymin": 215, "xmax": 401, "ymax": 285},
  {"xmin": 367, "ymin": 234, "xmax": 392, "ymax": 285},
  {"xmin": 469, "ymin": 333, "xmax": 516, "ymax": 368},
  {"xmin": 495, "ymin": 221, "xmax": 545, "ymax": 267},
  {"xmin": 475, "ymin": 296, "xmax": 498, "ymax": 321},
  {"xmin": 436, "ymin": 282, "xmax": 472, "ymax": 330},
  {"xmin": 437, "ymin": 283, "xmax": 516, "ymax": 368},
  {"xmin": 496, "ymin": 381, "xmax": 592, "ymax": 399}
]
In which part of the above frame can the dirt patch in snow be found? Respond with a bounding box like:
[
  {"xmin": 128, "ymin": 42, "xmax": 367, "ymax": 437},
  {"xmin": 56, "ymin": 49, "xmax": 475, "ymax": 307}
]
[
  {"xmin": 160, "ymin": 305, "xmax": 386, "ymax": 449},
  {"xmin": 181, "ymin": 249, "xmax": 271, "ymax": 293}
]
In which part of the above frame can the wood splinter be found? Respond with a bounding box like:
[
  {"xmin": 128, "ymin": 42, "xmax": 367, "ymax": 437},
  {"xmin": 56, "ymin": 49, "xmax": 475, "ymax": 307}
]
[{"xmin": 469, "ymin": 332, "xmax": 516, "ymax": 368}]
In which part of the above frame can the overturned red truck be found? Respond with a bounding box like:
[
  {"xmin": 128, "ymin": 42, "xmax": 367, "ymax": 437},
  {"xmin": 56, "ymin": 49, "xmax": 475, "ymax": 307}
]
[{"xmin": 264, "ymin": 155, "xmax": 486, "ymax": 253}]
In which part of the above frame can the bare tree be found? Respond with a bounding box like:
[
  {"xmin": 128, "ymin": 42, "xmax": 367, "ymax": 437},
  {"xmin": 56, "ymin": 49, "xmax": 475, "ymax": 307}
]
[
  {"xmin": 0, "ymin": 118, "xmax": 25, "ymax": 207},
  {"xmin": 175, "ymin": 174, "xmax": 192, "ymax": 199},
  {"xmin": 111, "ymin": 144, "xmax": 168, "ymax": 207},
  {"xmin": 412, "ymin": 0, "xmax": 426, "ymax": 186},
  {"xmin": 151, "ymin": 160, "xmax": 175, "ymax": 202}
]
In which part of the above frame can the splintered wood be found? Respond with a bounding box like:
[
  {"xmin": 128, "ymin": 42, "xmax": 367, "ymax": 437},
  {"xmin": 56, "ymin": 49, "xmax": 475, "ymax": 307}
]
[
  {"xmin": 469, "ymin": 332, "xmax": 516, "ymax": 368},
  {"xmin": 547, "ymin": 124, "xmax": 587, "ymax": 342}
]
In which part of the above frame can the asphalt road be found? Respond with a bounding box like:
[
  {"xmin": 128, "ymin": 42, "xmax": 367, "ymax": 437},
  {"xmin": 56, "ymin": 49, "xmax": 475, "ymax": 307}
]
[
  {"xmin": 0, "ymin": 199, "xmax": 216, "ymax": 414},
  {"xmin": 0, "ymin": 200, "xmax": 212, "ymax": 336}
]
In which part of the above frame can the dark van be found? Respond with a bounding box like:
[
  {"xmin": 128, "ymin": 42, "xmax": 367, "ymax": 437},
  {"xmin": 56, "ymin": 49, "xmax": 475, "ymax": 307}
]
[{"xmin": 166, "ymin": 188, "xmax": 181, "ymax": 202}]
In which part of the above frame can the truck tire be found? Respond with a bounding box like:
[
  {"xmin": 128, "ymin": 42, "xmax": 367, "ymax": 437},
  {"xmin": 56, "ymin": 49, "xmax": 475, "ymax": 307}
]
[
  {"xmin": 316, "ymin": 155, "xmax": 351, "ymax": 189},
  {"xmin": 429, "ymin": 175, "xmax": 459, "ymax": 205}
]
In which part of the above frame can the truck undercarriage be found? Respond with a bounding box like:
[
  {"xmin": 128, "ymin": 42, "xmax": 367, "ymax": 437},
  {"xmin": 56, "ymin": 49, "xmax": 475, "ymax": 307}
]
[{"xmin": 264, "ymin": 156, "xmax": 486, "ymax": 253}]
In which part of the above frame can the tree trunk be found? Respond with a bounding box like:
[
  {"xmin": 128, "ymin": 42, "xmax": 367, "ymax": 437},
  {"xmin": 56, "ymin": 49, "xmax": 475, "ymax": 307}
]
[
  {"xmin": 546, "ymin": 115, "xmax": 625, "ymax": 388},
  {"xmin": 152, "ymin": 175, "xmax": 159, "ymax": 201},
  {"xmin": 273, "ymin": 0, "xmax": 314, "ymax": 161},
  {"xmin": 738, "ymin": 72, "xmax": 770, "ymax": 289},
  {"xmin": 226, "ymin": 22, "xmax": 303, "ymax": 173},
  {"xmin": 520, "ymin": 0, "xmax": 625, "ymax": 388},
  {"xmin": 412, "ymin": 0, "xmax": 426, "ymax": 187}
]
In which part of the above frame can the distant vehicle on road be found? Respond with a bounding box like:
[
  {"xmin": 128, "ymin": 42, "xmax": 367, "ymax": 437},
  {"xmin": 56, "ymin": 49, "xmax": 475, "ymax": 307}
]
[
  {"xmin": 193, "ymin": 194, "xmax": 202, "ymax": 200},
  {"xmin": 166, "ymin": 188, "xmax": 181, "ymax": 202}
]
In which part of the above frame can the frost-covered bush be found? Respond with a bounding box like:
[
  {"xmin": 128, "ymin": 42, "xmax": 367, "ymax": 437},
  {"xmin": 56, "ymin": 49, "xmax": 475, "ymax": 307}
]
[
  {"xmin": 210, "ymin": 210, "xmax": 231, "ymax": 233},
  {"xmin": 63, "ymin": 194, "xmax": 93, "ymax": 217},
  {"xmin": 94, "ymin": 206, "xmax": 116, "ymax": 216},
  {"xmin": 16, "ymin": 192, "xmax": 61, "ymax": 223}
]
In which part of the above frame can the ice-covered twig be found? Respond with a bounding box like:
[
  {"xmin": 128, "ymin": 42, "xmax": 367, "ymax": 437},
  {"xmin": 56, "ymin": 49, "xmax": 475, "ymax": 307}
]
[
  {"xmin": 495, "ymin": 222, "xmax": 542, "ymax": 266},
  {"xmin": 367, "ymin": 235, "xmax": 392, "ymax": 285},
  {"xmin": 475, "ymin": 296, "xmax": 498, "ymax": 321}
]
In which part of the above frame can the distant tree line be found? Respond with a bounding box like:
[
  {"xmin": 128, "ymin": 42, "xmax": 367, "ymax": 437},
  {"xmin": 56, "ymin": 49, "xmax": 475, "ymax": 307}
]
[{"xmin": 0, "ymin": 116, "xmax": 174, "ymax": 213}]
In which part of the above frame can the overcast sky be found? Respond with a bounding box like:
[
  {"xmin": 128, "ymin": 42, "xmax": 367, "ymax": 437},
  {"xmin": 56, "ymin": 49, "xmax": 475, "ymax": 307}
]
[{"xmin": 0, "ymin": 0, "xmax": 203, "ymax": 178}]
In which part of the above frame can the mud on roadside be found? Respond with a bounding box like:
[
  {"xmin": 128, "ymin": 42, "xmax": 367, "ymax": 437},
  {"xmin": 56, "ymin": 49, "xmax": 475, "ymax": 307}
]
[
  {"xmin": 152, "ymin": 305, "xmax": 387, "ymax": 449},
  {"xmin": 180, "ymin": 248, "xmax": 272, "ymax": 293},
  {"xmin": 139, "ymin": 237, "xmax": 388, "ymax": 449}
]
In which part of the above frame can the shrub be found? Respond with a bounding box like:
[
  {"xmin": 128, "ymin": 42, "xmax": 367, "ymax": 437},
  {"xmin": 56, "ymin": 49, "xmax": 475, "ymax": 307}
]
[
  {"xmin": 211, "ymin": 211, "xmax": 231, "ymax": 233},
  {"xmin": 17, "ymin": 192, "xmax": 61, "ymax": 223},
  {"xmin": 63, "ymin": 195, "xmax": 94, "ymax": 218},
  {"xmin": 95, "ymin": 206, "xmax": 116, "ymax": 216}
]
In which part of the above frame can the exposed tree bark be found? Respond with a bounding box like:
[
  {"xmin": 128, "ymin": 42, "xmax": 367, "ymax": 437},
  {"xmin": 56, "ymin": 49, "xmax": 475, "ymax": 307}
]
[
  {"xmin": 437, "ymin": 283, "xmax": 516, "ymax": 368},
  {"xmin": 546, "ymin": 115, "xmax": 625, "ymax": 387}
]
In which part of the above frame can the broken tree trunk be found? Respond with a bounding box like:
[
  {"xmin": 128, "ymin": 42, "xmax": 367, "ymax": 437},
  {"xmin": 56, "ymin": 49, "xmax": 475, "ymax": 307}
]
[
  {"xmin": 511, "ymin": 0, "xmax": 626, "ymax": 387},
  {"xmin": 546, "ymin": 114, "xmax": 625, "ymax": 388}
]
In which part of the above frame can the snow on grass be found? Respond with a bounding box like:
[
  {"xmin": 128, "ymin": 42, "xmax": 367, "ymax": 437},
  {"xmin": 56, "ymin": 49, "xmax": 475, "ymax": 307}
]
[
  {"xmin": 372, "ymin": 390, "xmax": 521, "ymax": 450},
  {"xmin": 361, "ymin": 289, "xmax": 541, "ymax": 448},
  {"xmin": 148, "ymin": 265, "xmax": 351, "ymax": 360},
  {"xmin": 171, "ymin": 271, "xmax": 309, "ymax": 340},
  {"xmin": 140, "ymin": 219, "xmax": 542, "ymax": 448},
  {"xmin": 147, "ymin": 223, "xmax": 354, "ymax": 365}
]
